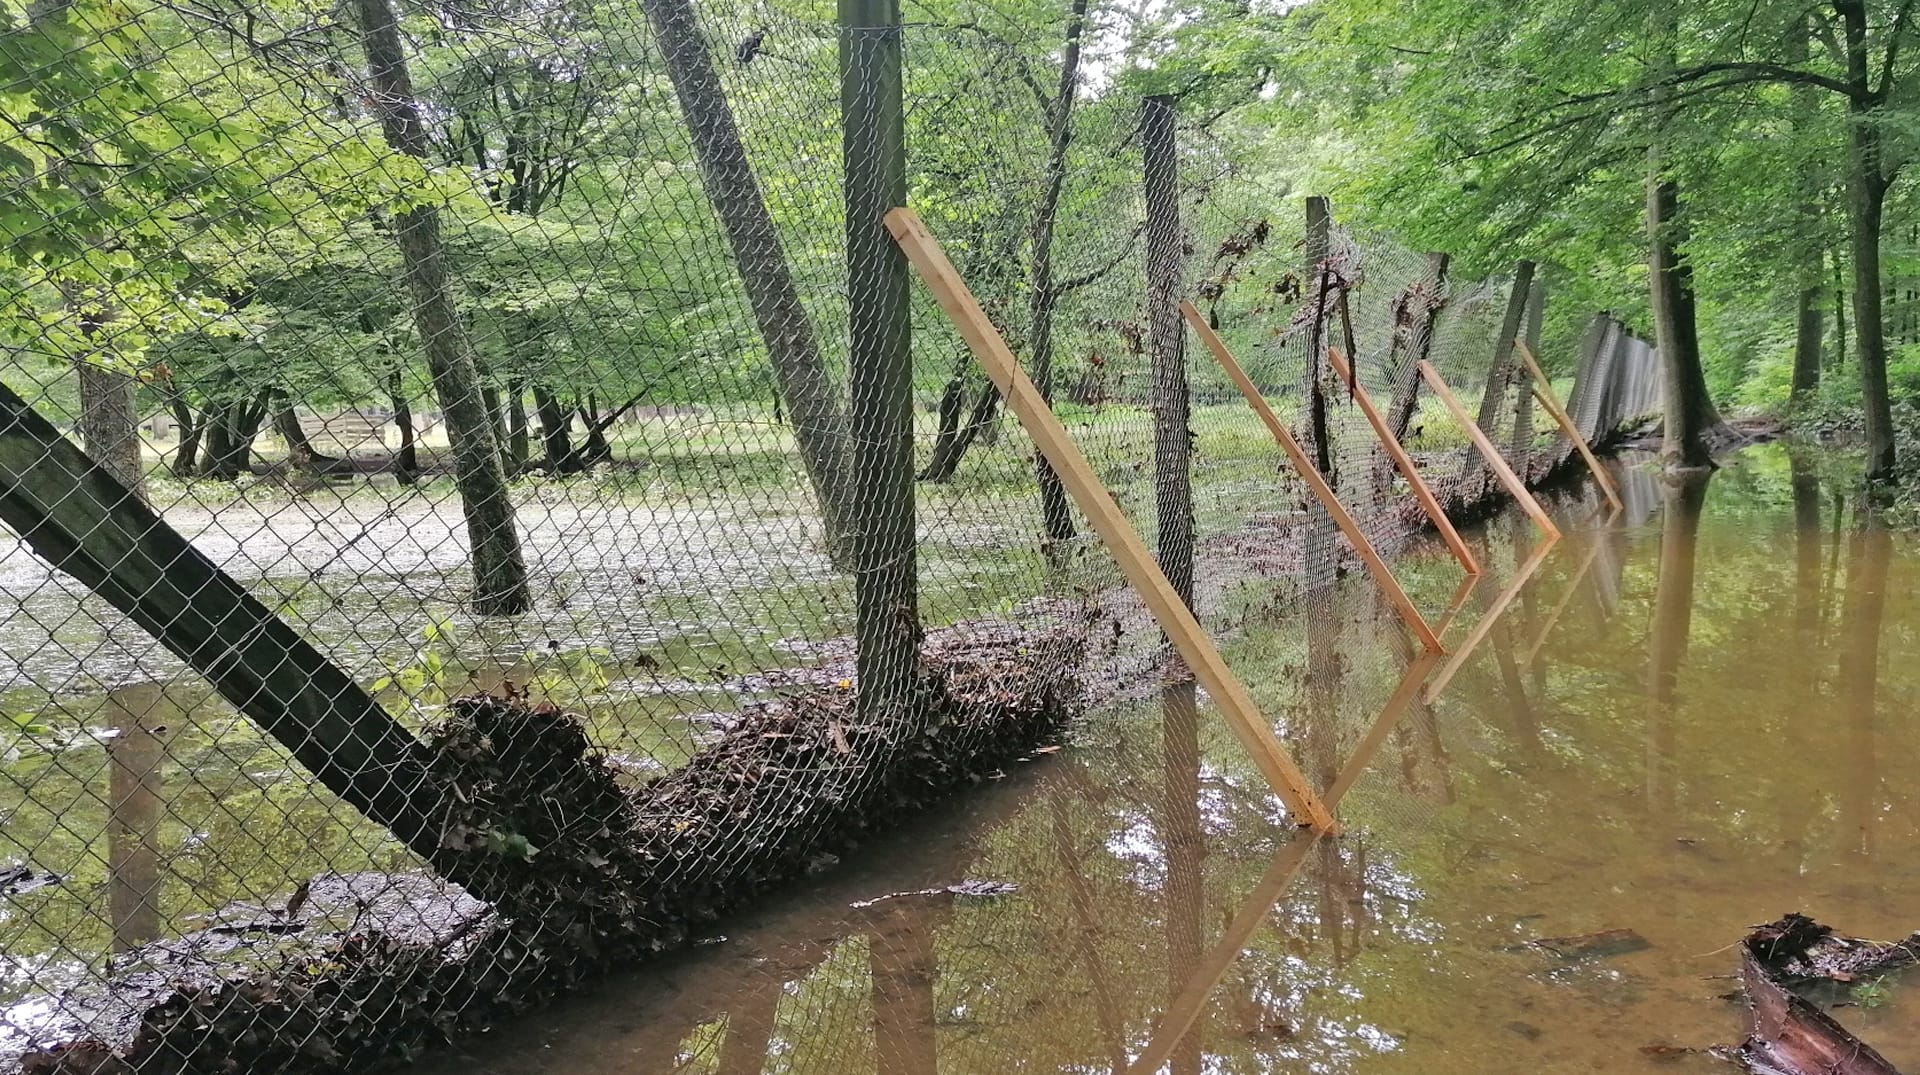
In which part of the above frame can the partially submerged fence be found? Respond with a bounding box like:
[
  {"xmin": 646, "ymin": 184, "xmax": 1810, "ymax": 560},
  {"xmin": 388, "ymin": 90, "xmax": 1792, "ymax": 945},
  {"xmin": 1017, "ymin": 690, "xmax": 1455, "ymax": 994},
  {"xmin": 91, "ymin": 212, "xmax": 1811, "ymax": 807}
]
[{"xmin": 0, "ymin": 0, "xmax": 1663, "ymax": 1069}]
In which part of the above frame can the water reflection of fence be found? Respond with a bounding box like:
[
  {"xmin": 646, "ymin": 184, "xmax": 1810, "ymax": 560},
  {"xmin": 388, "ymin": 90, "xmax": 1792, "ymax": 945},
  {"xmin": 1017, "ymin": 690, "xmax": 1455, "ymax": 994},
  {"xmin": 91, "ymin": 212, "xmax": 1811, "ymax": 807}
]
[{"xmin": 0, "ymin": 0, "xmax": 1673, "ymax": 1063}]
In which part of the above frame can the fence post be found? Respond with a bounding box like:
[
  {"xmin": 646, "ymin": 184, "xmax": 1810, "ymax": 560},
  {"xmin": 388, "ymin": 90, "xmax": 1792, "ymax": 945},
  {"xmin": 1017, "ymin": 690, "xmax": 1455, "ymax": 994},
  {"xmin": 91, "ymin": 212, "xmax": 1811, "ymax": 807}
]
[
  {"xmin": 841, "ymin": 0, "xmax": 919, "ymax": 728},
  {"xmin": 1142, "ymin": 95, "xmax": 1193, "ymax": 611},
  {"xmin": 1462, "ymin": 260, "xmax": 1535, "ymax": 491},
  {"xmin": 1303, "ymin": 197, "xmax": 1338, "ymax": 590},
  {"xmin": 1510, "ymin": 276, "xmax": 1545, "ymax": 469}
]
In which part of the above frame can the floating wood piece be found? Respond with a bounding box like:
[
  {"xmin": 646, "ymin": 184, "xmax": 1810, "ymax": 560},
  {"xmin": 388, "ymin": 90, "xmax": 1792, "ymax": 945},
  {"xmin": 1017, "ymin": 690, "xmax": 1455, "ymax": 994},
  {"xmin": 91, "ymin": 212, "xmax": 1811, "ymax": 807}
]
[
  {"xmin": 1514, "ymin": 339, "xmax": 1625, "ymax": 511},
  {"xmin": 1324, "ymin": 346, "xmax": 1480, "ymax": 575},
  {"xmin": 886, "ymin": 207, "xmax": 1337, "ymax": 832},
  {"xmin": 1181, "ymin": 304, "xmax": 1443, "ymax": 656},
  {"xmin": 1425, "ymin": 536, "xmax": 1556, "ymax": 702},
  {"xmin": 1415, "ymin": 360, "xmax": 1561, "ymax": 541},
  {"xmin": 1739, "ymin": 949, "xmax": 1901, "ymax": 1075}
]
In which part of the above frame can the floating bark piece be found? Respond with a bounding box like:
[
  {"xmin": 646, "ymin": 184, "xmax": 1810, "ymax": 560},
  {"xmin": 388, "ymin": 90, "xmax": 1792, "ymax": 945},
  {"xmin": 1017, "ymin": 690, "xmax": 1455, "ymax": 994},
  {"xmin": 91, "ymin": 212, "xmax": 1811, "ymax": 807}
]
[
  {"xmin": 1748, "ymin": 913, "xmax": 1920, "ymax": 984},
  {"xmin": 1527, "ymin": 928, "xmax": 1650, "ymax": 961},
  {"xmin": 1737, "ymin": 948, "xmax": 1901, "ymax": 1075}
]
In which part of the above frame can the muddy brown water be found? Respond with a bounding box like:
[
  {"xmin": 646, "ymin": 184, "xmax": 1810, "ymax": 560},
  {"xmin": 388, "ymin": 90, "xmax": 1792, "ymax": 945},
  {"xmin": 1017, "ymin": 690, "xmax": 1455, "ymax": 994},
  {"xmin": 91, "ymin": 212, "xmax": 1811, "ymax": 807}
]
[{"xmin": 390, "ymin": 445, "xmax": 1919, "ymax": 1074}]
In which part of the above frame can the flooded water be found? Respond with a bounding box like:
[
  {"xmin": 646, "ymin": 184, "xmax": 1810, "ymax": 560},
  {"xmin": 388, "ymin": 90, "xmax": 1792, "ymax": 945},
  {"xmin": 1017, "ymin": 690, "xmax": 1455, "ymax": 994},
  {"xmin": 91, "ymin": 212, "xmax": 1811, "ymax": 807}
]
[{"xmin": 404, "ymin": 443, "xmax": 1920, "ymax": 1074}]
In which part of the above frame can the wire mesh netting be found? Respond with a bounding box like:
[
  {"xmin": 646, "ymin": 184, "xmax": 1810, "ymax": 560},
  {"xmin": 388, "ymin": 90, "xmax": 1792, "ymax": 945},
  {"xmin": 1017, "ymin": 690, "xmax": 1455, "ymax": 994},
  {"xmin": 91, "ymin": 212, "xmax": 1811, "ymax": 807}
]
[{"xmin": 0, "ymin": 0, "xmax": 1664, "ymax": 1068}]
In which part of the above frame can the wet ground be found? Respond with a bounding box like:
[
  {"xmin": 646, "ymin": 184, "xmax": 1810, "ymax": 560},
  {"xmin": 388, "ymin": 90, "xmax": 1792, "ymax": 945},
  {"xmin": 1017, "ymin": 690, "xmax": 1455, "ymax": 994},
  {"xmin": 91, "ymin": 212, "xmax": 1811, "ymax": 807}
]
[{"xmin": 401, "ymin": 444, "xmax": 1920, "ymax": 1074}]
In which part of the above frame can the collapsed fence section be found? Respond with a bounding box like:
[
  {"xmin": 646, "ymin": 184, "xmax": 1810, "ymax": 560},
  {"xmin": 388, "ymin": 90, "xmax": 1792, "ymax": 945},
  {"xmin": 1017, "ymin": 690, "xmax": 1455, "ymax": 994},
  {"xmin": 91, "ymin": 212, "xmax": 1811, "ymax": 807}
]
[{"xmin": 0, "ymin": 0, "xmax": 1665, "ymax": 1068}]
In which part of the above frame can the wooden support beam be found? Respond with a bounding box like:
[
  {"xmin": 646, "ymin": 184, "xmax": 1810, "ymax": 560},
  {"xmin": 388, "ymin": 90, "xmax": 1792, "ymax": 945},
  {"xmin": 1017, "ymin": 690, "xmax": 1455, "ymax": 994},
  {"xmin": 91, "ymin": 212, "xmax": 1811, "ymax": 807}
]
[
  {"xmin": 1415, "ymin": 360, "xmax": 1562, "ymax": 541},
  {"xmin": 1424, "ymin": 536, "xmax": 1556, "ymax": 703},
  {"xmin": 1181, "ymin": 304, "xmax": 1443, "ymax": 655},
  {"xmin": 886, "ymin": 207, "xmax": 1337, "ymax": 832},
  {"xmin": 1514, "ymin": 339, "xmax": 1625, "ymax": 511},
  {"xmin": 1324, "ymin": 346, "xmax": 1480, "ymax": 575}
]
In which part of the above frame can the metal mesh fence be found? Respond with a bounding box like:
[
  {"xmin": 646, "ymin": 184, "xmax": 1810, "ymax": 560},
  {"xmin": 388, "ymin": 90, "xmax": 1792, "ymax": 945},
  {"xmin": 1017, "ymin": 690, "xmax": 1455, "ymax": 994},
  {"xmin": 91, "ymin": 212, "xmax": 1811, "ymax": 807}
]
[{"xmin": 0, "ymin": 0, "xmax": 1658, "ymax": 1069}]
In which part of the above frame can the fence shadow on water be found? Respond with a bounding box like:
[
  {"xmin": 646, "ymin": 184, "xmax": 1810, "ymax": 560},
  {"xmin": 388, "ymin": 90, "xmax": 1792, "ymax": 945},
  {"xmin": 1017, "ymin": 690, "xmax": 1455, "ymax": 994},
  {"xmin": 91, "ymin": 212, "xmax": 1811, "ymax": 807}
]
[{"xmin": 0, "ymin": 0, "xmax": 1658, "ymax": 1069}]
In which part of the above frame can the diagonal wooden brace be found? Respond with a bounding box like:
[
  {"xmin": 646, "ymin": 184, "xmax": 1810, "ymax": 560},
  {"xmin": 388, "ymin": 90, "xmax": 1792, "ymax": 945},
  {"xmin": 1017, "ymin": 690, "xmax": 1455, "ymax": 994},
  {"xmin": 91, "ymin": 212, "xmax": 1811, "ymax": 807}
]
[
  {"xmin": 1416, "ymin": 360, "xmax": 1562, "ymax": 541},
  {"xmin": 1181, "ymin": 304, "xmax": 1444, "ymax": 656},
  {"xmin": 1324, "ymin": 345, "xmax": 1480, "ymax": 575},
  {"xmin": 1514, "ymin": 339, "xmax": 1625, "ymax": 511},
  {"xmin": 885, "ymin": 207, "xmax": 1337, "ymax": 832}
]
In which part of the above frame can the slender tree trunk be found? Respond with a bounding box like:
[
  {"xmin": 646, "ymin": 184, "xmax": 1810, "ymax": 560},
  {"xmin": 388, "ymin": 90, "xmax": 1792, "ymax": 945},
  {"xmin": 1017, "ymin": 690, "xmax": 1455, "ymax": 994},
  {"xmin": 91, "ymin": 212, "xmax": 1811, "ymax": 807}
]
[
  {"xmin": 643, "ymin": 0, "xmax": 852, "ymax": 555},
  {"xmin": 577, "ymin": 404, "xmax": 612, "ymax": 465},
  {"xmin": 1788, "ymin": 15, "xmax": 1824, "ymax": 407},
  {"xmin": 1510, "ymin": 277, "xmax": 1543, "ymax": 469},
  {"xmin": 504, "ymin": 378, "xmax": 529, "ymax": 472},
  {"xmin": 1025, "ymin": 0, "xmax": 1091, "ymax": 551},
  {"xmin": 1381, "ymin": 252, "xmax": 1450, "ymax": 450},
  {"xmin": 917, "ymin": 380, "xmax": 998, "ymax": 483},
  {"xmin": 1646, "ymin": 176, "xmax": 1721, "ymax": 469},
  {"xmin": 1832, "ymin": 254, "xmax": 1848, "ymax": 373},
  {"xmin": 387, "ymin": 371, "xmax": 418, "ymax": 484},
  {"xmin": 168, "ymin": 399, "xmax": 200, "ymax": 479},
  {"xmin": 273, "ymin": 400, "xmax": 335, "ymax": 469},
  {"xmin": 1836, "ymin": 0, "xmax": 1895, "ymax": 480},
  {"xmin": 532, "ymin": 385, "xmax": 575, "ymax": 472},
  {"xmin": 353, "ymin": 0, "xmax": 530, "ymax": 615}
]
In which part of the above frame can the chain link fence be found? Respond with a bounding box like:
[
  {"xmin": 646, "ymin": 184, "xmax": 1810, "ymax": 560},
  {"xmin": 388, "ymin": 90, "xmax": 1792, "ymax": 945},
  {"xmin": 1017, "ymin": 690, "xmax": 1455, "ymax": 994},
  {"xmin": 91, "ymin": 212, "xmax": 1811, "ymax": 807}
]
[{"xmin": 0, "ymin": 0, "xmax": 1662, "ymax": 1069}]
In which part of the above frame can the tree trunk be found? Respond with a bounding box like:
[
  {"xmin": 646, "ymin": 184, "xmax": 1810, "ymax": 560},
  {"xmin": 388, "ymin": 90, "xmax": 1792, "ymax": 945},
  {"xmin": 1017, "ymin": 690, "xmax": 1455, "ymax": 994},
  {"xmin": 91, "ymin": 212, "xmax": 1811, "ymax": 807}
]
[
  {"xmin": 387, "ymin": 374, "xmax": 419, "ymax": 484},
  {"xmin": 1381, "ymin": 252, "xmax": 1450, "ymax": 453},
  {"xmin": 1024, "ymin": 0, "xmax": 1091, "ymax": 552},
  {"xmin": 272, "ymin": 400, "xmax": 336, "ymax": 469},
  {"xmin": 77, "ymin": 364, "xmax": 143, "ymax": 493},
  {"xmin": 1646, "ymin": 175, "xmax": 1721, "ymax": 469},
  {"xmin": 1788, "ymin": 14, "xmax": 1824, "ymax": 407},
  {"xmin": 1792, "ymin": 284, "xmax": 1824, "ymax": 405},
  {"xmin": 168, "ymin": 399, "xmax": 200, "ymax": 480},
  {"xmin": 1142, "ymin": 94, "xmax": 1192, "ymax": 610},
  {"xmin": 504, "ymin": 378, "xmax": 529, "ymax": 472},
  {"xmin": 353, "ymin": 0, "xmax": 530, "ymax": 614},
  {"xmin": 532, "ymin": 385, "xmax": 576, "ymax": 472},
  {"xmin": 1846, "ymin": 157, "xmax": 1893, "ymax": 479},
  {"xmin": 577, "ymin": 405, "xmax": 612, "ymax": 466},
  {"xmin": 1472, "ymin": 260, "xmax": 1535, "ymax": 443},
  {"xmin": 642, "ymin": 0, "xmax": 852, "ymax": 555},
  {"xmin": 917, "ymin": 380, "xmax": 998, "ymax": 483},
  {"xmin": 1836, "ymin": 0, "xmax": 1894, "ymax": 481},
  {"xmin": 1510, "ymin": 277, "xmax": 1543, "ymax": 469}
]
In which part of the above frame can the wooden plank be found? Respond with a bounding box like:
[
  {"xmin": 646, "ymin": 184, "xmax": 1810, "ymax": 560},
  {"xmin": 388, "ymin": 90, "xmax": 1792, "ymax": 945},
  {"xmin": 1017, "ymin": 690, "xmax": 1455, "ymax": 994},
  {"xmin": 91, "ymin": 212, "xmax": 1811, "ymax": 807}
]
[
  {"xmin": 1424, "ymin": 536, "xmax": 1556, "ymax": 703},
  {"xmin": 1323, "ymin": 344, "xmax": 1480, "ymax": 575},
  {"xmin": 1416, "ymin": 360, "xmax": 1562, "ymax": 541},
  {"xmin": 1181, "ymin": 304, "xmax": 1443, "ymax": 656},
  {"xmin": 886, "ymin": 207, "xmax": 1337, "ymax": 832},
  {"xmin": 1514, "ymin": 339, "xmax": 1625, "ymax": 511}
]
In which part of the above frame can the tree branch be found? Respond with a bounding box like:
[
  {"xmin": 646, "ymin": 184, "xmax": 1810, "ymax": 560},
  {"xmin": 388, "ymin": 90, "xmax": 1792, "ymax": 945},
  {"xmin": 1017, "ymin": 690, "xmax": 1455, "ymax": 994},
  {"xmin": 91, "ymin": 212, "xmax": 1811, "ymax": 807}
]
[{"xmin": 1878, "ymin": 0, "xmax": 1916, "ymax": 99}]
